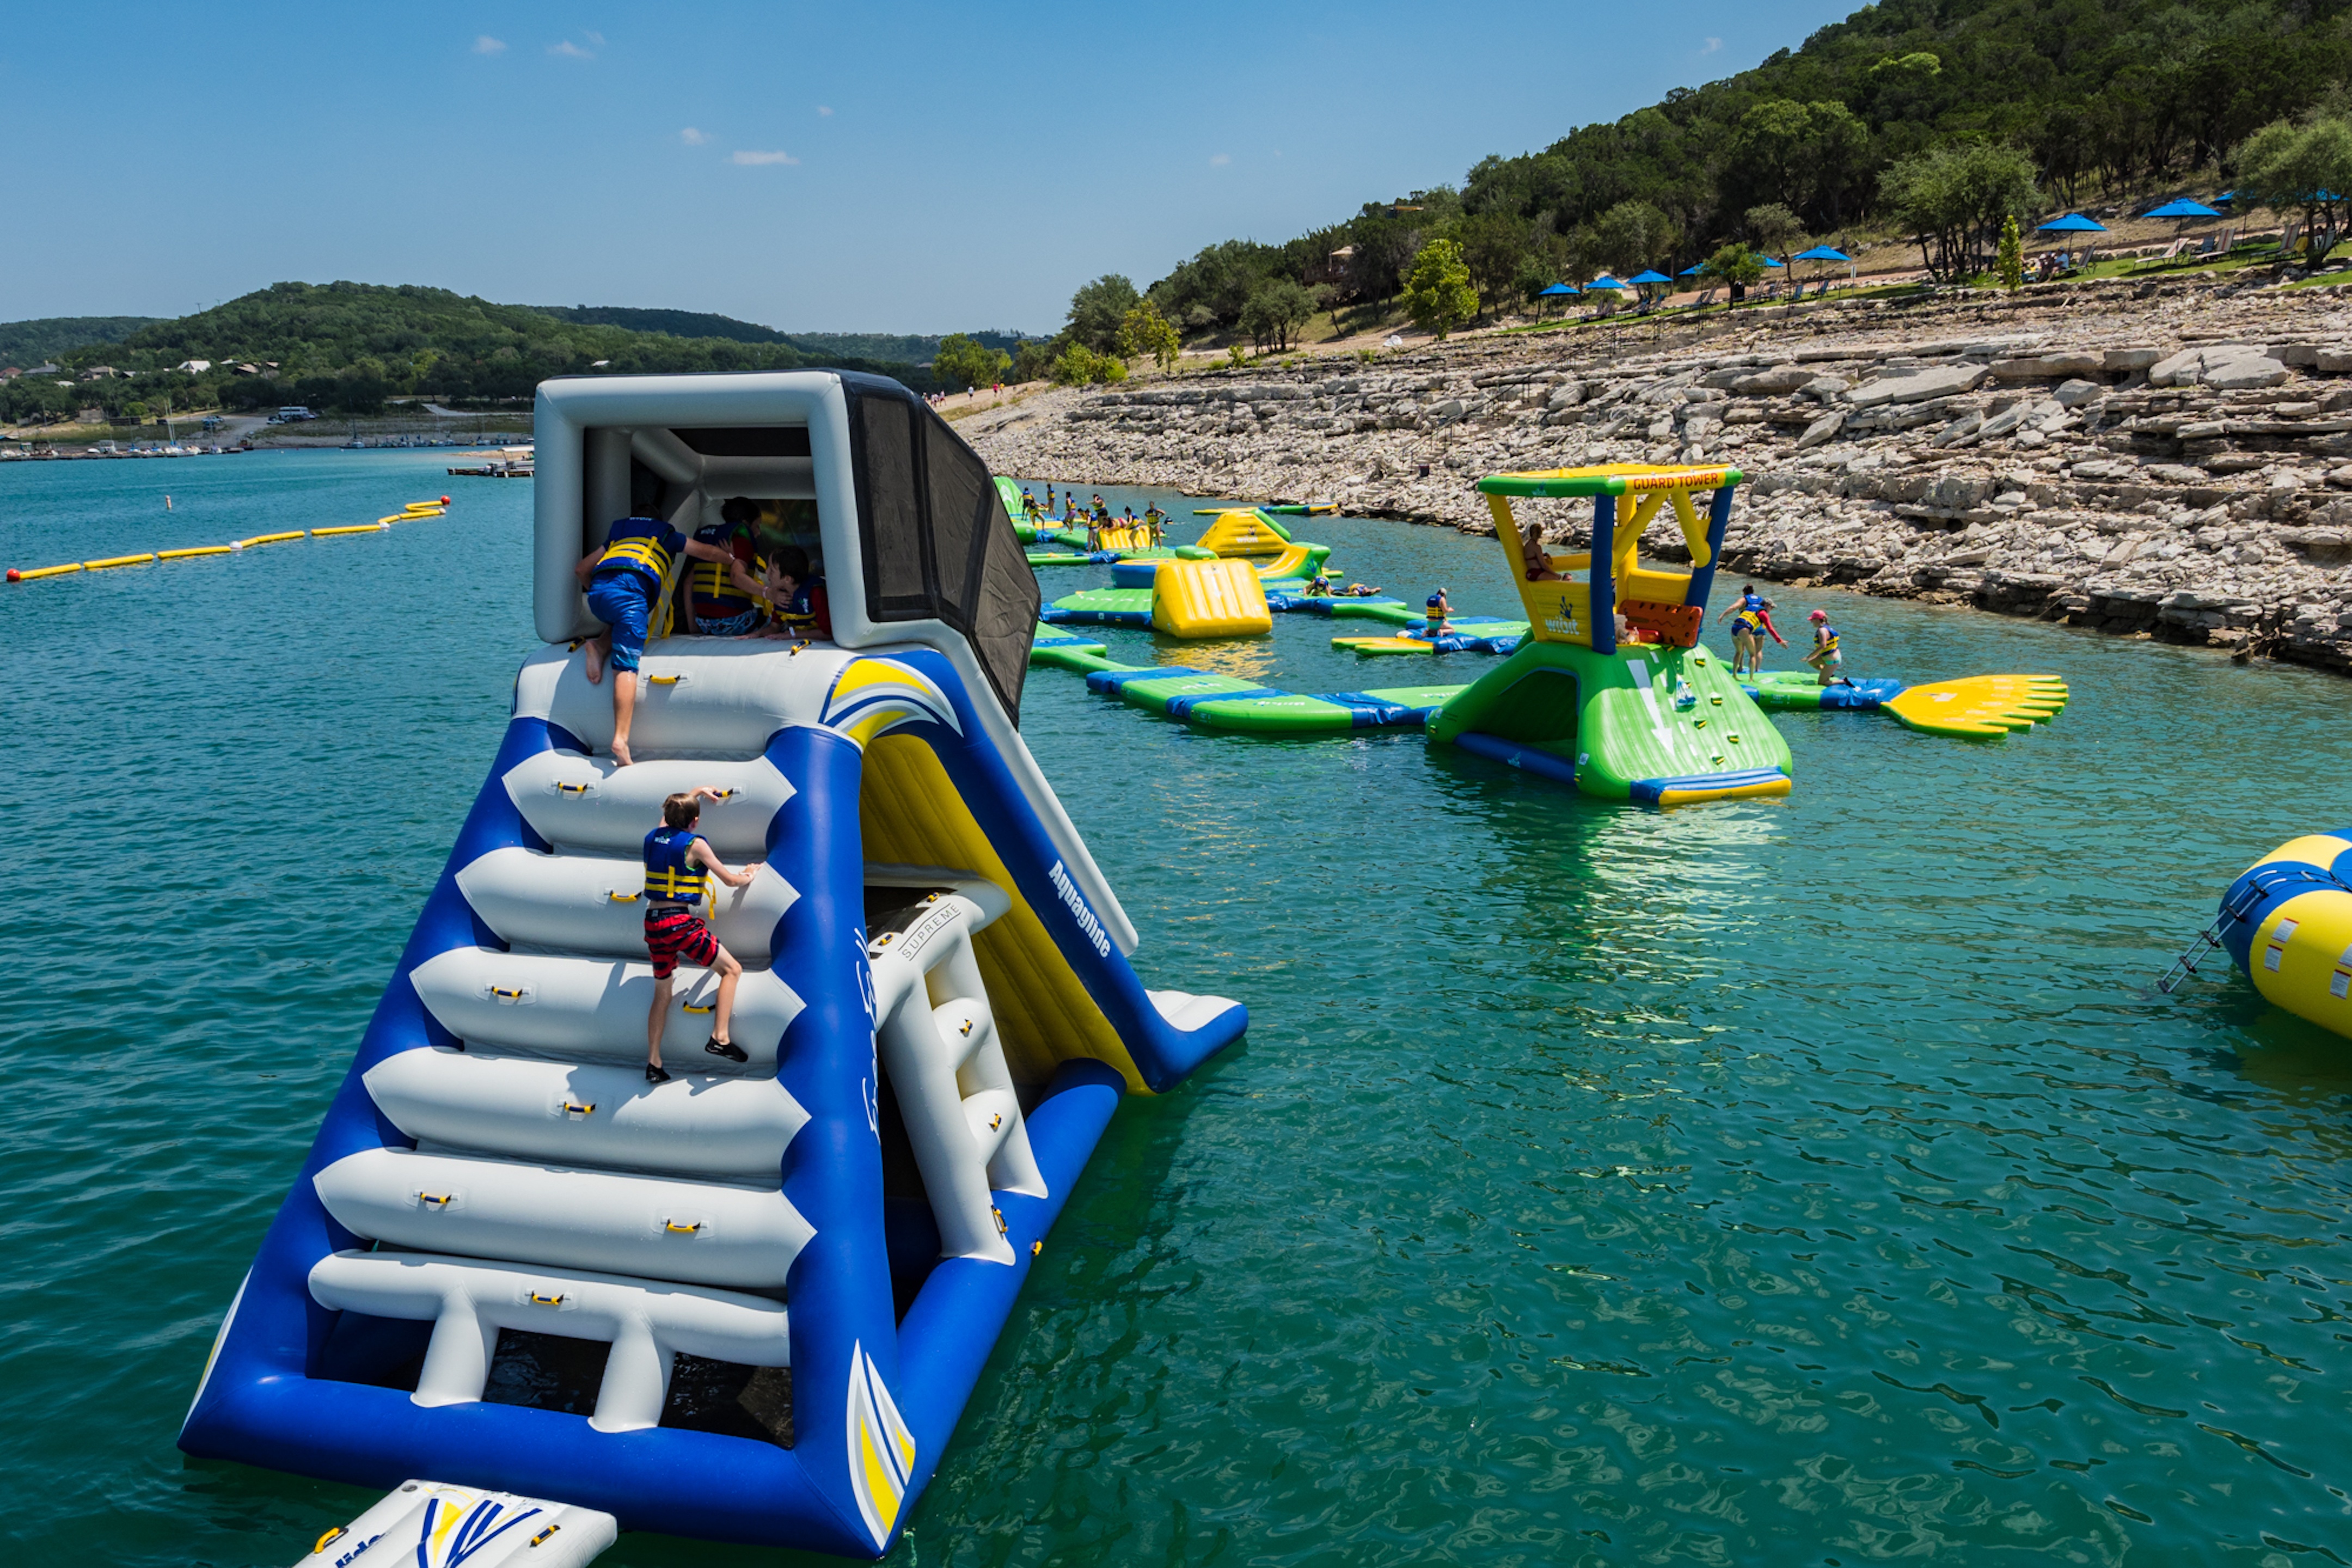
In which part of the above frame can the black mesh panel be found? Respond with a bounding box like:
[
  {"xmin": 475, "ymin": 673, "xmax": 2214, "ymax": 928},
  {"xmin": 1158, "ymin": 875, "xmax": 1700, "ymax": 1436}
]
[
  {"xmin": 855, "ymin": 396, "xmax": 928, "ymax": 614},
  {"xmin": 841, "ymin": 374, "xmax": 1036, "ymax": 724},
  {"xmin": 925, "ymin": 424, "xmax": 990, "ymax": 626}
]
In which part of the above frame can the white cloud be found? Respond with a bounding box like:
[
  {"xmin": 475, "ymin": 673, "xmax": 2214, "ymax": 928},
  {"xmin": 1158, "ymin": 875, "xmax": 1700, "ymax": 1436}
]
[
  {"xmin": 473, "ymin": 35, "xmax": 506, "ymax": 54},
  {"xmin": 1209, "ymin": 152, "xmax": 1230, "ymax": 166},
  {"xmin": 680, "ymin": 127, "xmax": 709, "ymax": 145},
  {"xmin": 1701, "ymin": 36, "xmax": 1722, "ymax": 53},
  {"xmin": 817, "ymin": 105, "xmax": 834, "ymax": 117},
  {"xmin": 585, "ymin": 31, "xmax": 605, "ymax": 46},
  {"xmin": 733, "ymin": 149, "xmax": 799, "ymax": 166},
  {"xmin": 548, "ymin": 39, "xmax": 593, "ymax": 58}
]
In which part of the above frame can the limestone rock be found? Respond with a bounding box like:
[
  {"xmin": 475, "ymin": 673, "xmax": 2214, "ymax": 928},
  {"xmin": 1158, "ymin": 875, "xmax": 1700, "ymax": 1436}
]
[{"xmin": 1847, "ymin": 363, "xmax": 1989, "ymax": 408}]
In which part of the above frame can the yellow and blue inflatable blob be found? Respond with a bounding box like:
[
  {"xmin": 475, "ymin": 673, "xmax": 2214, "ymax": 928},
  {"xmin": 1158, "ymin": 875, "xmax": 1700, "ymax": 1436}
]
[{"xmin": 2218, "ymin": 830, "xmax": 2352, "ymax": 1040}]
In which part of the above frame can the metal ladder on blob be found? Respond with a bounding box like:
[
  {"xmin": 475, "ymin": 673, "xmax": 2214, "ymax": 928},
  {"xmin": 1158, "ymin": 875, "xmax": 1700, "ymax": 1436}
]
[{"xmin": 292, "ymin": 706, "xmax": 1043, "ymax": 1565}]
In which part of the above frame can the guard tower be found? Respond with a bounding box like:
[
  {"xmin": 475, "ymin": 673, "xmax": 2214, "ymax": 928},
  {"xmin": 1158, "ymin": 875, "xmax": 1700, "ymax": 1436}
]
[{"xmin": 1429, "ymin": 464, "xmax": 1794, "ymax": 805}]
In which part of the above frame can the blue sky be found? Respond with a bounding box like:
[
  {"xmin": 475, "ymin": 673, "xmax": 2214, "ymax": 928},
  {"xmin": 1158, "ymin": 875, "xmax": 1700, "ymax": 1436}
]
[{"xmin": 0, "ymin": 2, "xmax": 1857, "ymax": 335}]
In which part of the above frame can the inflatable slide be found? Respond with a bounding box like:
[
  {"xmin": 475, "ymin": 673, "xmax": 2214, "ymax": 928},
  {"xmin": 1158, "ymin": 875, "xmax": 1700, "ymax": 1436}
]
[{"xmin": 180, "ymin": 371, "xmax": 1247, "ymax": 1560}]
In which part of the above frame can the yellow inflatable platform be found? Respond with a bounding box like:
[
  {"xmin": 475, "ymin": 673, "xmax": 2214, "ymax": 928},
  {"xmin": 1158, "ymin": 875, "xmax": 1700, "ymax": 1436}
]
[{"xmin": 1152, "ymin": 558, "xmax": 1272, "ymax": 639}]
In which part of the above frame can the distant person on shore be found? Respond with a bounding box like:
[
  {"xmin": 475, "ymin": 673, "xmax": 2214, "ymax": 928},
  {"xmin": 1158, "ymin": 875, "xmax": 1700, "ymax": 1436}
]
[
  {"xmin": 640, "ymin": 786, "xmax": 762, "ymax": 1083},
  {"xmin": 1804, "ymin": 609, "xmax": 1851, "ymax": 687},
  {"xmin": 1715, "ymin": 583, "xmax": 1770, "ymax": 675},
  {"xmin": 687, "ymin": 497, "xmax": 771, "ymax": 636},
  {"xmin": 577, "ymin": 514, "xmax": 744, "ymax": 766}
]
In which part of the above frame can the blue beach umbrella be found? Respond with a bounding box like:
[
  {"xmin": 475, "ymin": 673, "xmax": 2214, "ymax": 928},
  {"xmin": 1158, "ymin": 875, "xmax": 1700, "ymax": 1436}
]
[
  {"xmin": 1793, "ymin": 245, "xmax": 1852, "ymax": 262},
  {"xmin": 2145, "ymin": 199, "xmax": 2220, "ymax": 219},
  {"xmin": 1678, "ymin": 263, "xmax": 1705, "ymax": 276},
  {"xmin": 1628, "ymin": 270, "xmax": 1673, "ymax": 284},
  {"xmin": 1587, "ymin": 275, "xmax": 1629, "ymax": 291},
  {"xmin": 2036, "ymin": 213, "xmax": 2109, "ymax": 232},
  {"xmin": 1536, "ymin": 283, "xmax": 1578, "ymax": 295}
]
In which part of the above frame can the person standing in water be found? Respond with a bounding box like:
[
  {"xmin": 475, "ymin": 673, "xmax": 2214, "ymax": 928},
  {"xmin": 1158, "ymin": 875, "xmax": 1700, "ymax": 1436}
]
[{"xmin": 1714, "ymin": 583, "xmax": 1769, "ymax": 675}]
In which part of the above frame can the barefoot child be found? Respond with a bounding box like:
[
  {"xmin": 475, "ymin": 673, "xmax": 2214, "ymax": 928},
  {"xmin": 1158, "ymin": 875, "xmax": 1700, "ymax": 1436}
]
[
  {"xmin": 575, "ymin": 515, "xmax": 745, "ymax": 765},
  {"xmin": 641, "ymin": 787, "xmax": 762, "ymax": 1083}
]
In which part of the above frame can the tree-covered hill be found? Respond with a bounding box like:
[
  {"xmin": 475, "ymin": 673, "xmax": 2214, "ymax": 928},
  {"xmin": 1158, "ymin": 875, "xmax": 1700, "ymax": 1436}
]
[
  {"xmin": 0, "ymin": 316, "xmax": 162, "ymax": 368},
  {"xmin": 1123, "ymin": 0, "xmax": 2352, "ymax": 339},
  {"xmin": 0, "ymin": 281, "xmax": 951, "ymax": 425},
  {"xmin": 532, "ymin": 309, "xmax": 1037, "ymax": 367}
]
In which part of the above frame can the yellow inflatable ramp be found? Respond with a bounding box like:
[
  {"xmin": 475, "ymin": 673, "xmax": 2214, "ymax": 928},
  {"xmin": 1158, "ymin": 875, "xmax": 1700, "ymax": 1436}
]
[
  {"xmin": 1885, "ymin": 673, "xmax": 2068, "ymax": 738},
  {"xmin": 1151, "ymin": 558, "xmax": 1271, "ymax": 639},
  {"xmin": 1195, "ymin": 509, "xmax": 1292, "ymax": 557}
]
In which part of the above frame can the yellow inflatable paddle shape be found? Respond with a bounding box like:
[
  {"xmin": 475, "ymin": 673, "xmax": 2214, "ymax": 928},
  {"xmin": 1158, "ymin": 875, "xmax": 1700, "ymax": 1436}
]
[{"xmin": 1885, "ymin": 673, "xmax": 2068, "ymax": 738}]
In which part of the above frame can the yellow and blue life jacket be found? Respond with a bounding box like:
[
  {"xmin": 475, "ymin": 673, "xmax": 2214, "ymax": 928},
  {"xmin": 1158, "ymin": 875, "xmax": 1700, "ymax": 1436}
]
[
  {"xmin": 1815, "ymin": 624, "xmax": 1840, "ymax": 656},
  {"xmin": 1734, "ymin": 592, "xmax": 1766, "ymax": 634},
  {"xmin": 642, "ymin": 825, "xmax": 709, "ymax": 905},
  {"xmin": 688, "ymin": 523, "xmax": 761, "ymax": 621},
  {"xmin": 596, "ymin": 518, "xmax": 681, "ymax": 591}
]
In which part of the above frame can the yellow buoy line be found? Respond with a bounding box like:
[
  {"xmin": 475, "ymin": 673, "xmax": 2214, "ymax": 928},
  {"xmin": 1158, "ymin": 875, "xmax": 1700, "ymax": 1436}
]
[{"xmin": 7, "ymin": 500, "xmax": 447, "ymax": 583}]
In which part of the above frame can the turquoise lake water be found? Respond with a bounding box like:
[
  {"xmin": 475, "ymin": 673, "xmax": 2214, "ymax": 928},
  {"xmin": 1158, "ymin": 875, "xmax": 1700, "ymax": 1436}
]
[{"xmin": 4, "ymin": 451, "xmax": 2351, "ymax": 1566}]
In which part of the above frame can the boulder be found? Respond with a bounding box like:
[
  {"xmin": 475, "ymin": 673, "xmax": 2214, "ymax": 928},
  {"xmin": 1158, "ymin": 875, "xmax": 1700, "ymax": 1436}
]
[
  {"xmin": 1846, "ymin": 363, "xmax": 1989, "ymax": 408},
  {"xmin": 2053, "ymin": 379, "xmax": 2104, "ymax": 407},
  {"xmin": 2203, "ymin": 357, "xmax": 2289, "ymax": 391},
  {"xmin": 2103, "ymin": 347, "xmax": 2162, "ymax": 372},
  {"xmin": 2317, "ymin": 350, "xmax": 2352, "ymax": 374},
  {"xmin": 1795, "ymin": 412, "xmax": 1847, "ymax": 450},
  {"xmin": 1992, "ymin": 351, "xmax": 2103, "ymax": 380},
  {"xmin": 1731, "ymin": 364, "xmax": 1814, "ymax": 395},
  {"xmin": 2147, "ymin": 348, "xmax": 2204, "ymax": 385}
]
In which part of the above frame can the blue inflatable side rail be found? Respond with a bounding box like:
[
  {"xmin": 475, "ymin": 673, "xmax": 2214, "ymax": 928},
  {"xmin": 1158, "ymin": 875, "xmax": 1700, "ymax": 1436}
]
[{"xmin": 179, "ymin": 641, "xmax": 1246, "ymax": 1557}]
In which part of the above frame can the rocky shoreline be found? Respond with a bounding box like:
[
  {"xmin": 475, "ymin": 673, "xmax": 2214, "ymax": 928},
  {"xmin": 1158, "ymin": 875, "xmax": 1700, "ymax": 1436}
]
[{"xmin": 962, "ymin": 277, "xmax": 2352, "ymax": 676}]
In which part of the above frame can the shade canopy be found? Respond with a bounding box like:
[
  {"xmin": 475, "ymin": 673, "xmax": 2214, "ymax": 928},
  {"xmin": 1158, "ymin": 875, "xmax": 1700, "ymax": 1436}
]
[
  {"xmin": 1679, "ymin": 263, "xmax": 1706, "ymax": 276},
  {"xmin": 1793, "ymin": 245, "xmax": 1852, "ymax": 261},
  {"xmin": 1587, "ymin": 275, "xmax": 1629, "ymax": 290},
  {"xmin": 1628, "ymin": 270, "xmax": 1673, "ymax": 284},
  {"xmin": 1536, "ymin": 283, "xmax": 1578, "ymax": 296},
  {"xmin": 1760, "ymin": 256, "xmax": 1785, "ymax": 267},
  {"xmin": 2037, "ymin": 213, "xmax": 2109, "ymax": 233},
  {"xmin": 2145, "ymin": 199, "xmax": 2220, "ymax": 219}
]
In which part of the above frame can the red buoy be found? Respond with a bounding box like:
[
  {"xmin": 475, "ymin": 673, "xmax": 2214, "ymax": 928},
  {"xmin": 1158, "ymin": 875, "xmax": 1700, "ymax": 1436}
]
[
  {"xmin": 5, "ymin": 569, "xmax": 19, "ymax": 583},
  {"xmin": 440, "ymin": 495, "xmax": 451, "ymax": 505}
]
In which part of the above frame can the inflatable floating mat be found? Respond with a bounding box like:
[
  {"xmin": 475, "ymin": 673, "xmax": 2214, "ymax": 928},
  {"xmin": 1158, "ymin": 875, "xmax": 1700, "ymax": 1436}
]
[
  {"xmin": 1743, "ymin": 671, "xmax": 1906, "ymax": 710},
  {"xmin": 1884, "ymin": 673, "xmax": 2067, "ymax": 737},
  {"xmin": 182, "ymin": 373, "xmax": 1247, "ymax": 1560},
  {"xmin": 1082, "ymin": 664, "xmax": 1463, "ymax": 732},
  {"xmin": 1332, "ymin": 616, "xmax": 1529, "ymax": 657}
]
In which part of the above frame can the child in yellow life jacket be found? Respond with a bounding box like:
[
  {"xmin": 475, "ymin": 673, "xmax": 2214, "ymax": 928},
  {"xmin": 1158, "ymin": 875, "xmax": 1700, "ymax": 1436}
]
[
  {"xmin": 687, "ymin": 497, "xmax": 771, "ymax": 636},
  {"xmin": 641, "ymin": 787, "xmax": 763, "ymax": 1083},
  {"xmin": 575, "ymin": 514, "xmax": 746, "ymax": 766}
]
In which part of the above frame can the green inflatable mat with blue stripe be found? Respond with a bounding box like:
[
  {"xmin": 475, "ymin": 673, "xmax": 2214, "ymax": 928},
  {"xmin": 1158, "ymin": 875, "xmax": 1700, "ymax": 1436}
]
[{"xmin": 1077, "ymin": 663, "xmax": 1462, "ymax": 733}]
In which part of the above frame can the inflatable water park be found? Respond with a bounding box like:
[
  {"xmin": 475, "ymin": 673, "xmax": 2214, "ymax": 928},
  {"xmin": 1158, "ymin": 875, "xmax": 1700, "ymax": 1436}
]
[
  {"xmin": 177, "ymin": 371, "xmax": 1248, "ymax": 1560},
  {"xmin": 1011, "ymin": 464, "xmax": 2069, "ymax": 805}
]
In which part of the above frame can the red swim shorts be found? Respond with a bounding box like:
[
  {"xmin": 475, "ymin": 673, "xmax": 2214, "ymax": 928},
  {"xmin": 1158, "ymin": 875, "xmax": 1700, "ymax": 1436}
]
[{"xmin": 644, "ymin": 905, "xmax": 719, "ymax": 979}]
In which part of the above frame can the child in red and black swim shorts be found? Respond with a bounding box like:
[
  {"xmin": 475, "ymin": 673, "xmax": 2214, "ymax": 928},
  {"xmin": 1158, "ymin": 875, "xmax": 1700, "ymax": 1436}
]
[{"xmin": 640, "ymin": 786, "xmax": 762, "ymax": 1083}]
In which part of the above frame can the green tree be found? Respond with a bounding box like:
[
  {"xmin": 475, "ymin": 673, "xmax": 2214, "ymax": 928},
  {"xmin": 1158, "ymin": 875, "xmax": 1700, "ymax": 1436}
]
[
  {"xmin": 1013, "ymin": 339, "xmax": 1057, "ymax": 383},
  {"xmin": 1400, "ymin": 238, "xmax": 1479, "ymax": 338},
  {"xmin": 1574, "ymin": 199, "xmax": 1679, "ymax": 278},
  {"xmin": 1239, "ymin": 279, "xmax": 1320, "ymax": 351},
  {"xmin": 1049, "ymin": 342, "xmax": 1100, "ymax": 385},
  {"xmin": 1455, "ymin": 210, "xmax": 1533, "ymax": 319},
  {"xmin": 1878, "ymin": 142, "xmax": 2038, "ymax": 280},
  {"xmin": 932, "ymin": 333, "xmax": 1013, "ymax": 391},
  {"xmin": 1744, "ymin": 203, "xmax": 1805, "ymax": 271},
  {"xmin": 1996, "ymin": 214, "xmax": 2025, "ymax": 290},
  {"xmin": 1117, "ymin": 301, "xmax": 1182, "ymax": 371},
  {"xmin": 1701, "ymin": 243, "xmax": 1767, "ymax": 304},
  {"xmin": 2235, "ymin": 112, "xmax": 2352, "ymax": 258},
  {"xmin": 1065, "ymin": 275, "xmax": 1141, "ymax": 354}
]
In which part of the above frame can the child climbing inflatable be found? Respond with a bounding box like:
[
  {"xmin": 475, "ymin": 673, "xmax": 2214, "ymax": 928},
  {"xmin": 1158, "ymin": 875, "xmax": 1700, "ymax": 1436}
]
[{"xmin": 181, "ymin": 371, "xmax": 1248, "ymax": 1562}]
